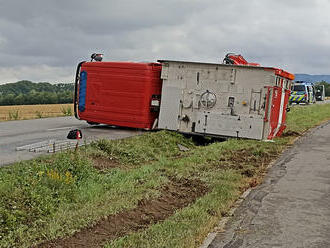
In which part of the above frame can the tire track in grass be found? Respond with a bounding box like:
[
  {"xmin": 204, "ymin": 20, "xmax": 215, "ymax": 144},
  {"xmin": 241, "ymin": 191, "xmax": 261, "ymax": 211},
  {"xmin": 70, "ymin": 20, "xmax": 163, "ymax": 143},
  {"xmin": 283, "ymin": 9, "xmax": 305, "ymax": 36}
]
[{"xmin": 37, "ymin": 177, "xmax": 209, "ymax": 248}]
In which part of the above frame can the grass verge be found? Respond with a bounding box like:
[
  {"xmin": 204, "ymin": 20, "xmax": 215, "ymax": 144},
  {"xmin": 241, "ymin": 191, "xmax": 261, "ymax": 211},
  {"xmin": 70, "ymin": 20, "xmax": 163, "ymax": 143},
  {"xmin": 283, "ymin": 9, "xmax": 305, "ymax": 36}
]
[{"xmin": 1, "ymin": 104, "xmax": 330, "ymax": 248}]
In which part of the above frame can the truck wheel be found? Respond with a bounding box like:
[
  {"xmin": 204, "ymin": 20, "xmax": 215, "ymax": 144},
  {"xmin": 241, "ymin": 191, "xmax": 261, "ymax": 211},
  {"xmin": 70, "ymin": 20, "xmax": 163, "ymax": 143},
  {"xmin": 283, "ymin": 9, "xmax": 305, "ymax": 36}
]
[{"xmin": 87, "ymin": 121, "xmax": 100, "ymax": 125}]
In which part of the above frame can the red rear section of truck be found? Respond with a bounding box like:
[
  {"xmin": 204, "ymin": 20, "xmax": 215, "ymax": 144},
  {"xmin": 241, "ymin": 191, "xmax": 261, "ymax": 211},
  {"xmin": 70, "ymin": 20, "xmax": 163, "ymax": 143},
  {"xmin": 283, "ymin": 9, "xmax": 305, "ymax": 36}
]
[
  {"xmin": 74, "ymin": 62, "xmax": 162, "ymax": 129},
  {"xmin": 263, "ymin": 68, "xmax": 293, "ymax": 139}
]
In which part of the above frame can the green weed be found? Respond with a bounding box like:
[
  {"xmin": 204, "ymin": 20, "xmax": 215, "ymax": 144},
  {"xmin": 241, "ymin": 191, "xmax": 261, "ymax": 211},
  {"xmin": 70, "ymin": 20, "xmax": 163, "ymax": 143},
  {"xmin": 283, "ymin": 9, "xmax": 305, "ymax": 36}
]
[
  {"xmin": 61, "ymin": 106, "xmax": 73, "ymax": 116},
  {"xmin": 8, "ymin": 110, "xmax": 20, "ymax": 120},
  {"xmin": 35, "ymin": 111, "xmax": 43, "ymax": 118}
]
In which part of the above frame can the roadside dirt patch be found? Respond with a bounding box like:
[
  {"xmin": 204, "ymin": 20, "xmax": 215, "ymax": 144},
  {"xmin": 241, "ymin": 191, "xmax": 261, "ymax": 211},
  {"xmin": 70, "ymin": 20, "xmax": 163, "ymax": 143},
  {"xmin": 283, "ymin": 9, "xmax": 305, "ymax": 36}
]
[
  {"xmin": 282, "ymin": 130, "xmax": 301, "ymax": 137},
  {"xmin": 219, "ymin": 149, "xmax": 276, "ymax": 166},
  {"xmin": 90, "ymin": 156, "xmax": 123, "ymax": 171},
  {"xmin": 37, "ymin": 177, "xmax": 208, "ymax": 248},
  {"xmin": 217, "ymin": 148, "xmax": 278, "ymax": 178}
]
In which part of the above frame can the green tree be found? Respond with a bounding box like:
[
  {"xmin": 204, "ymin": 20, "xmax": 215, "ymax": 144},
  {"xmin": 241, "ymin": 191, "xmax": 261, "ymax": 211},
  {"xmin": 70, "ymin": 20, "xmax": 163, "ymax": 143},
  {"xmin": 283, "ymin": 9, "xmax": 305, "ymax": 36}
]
[{"xmin": 0, "ymin": 81, "xmax": 74, "ymax": 106}]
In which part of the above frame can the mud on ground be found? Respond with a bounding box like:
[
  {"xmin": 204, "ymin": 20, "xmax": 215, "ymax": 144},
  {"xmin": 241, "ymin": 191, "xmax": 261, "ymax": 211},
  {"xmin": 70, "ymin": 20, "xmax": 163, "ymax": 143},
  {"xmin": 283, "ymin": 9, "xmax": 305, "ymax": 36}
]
[
  {"xmin": 281, "ymin": 130, "xmax": 301, "ymax": 137},
  {"xmin": 90, "ymin": 156, "xmax": 123, "ymax": 171},
  {"xmin": 37, "ymin": 176, "xmax": 208, "ymax": 248}
]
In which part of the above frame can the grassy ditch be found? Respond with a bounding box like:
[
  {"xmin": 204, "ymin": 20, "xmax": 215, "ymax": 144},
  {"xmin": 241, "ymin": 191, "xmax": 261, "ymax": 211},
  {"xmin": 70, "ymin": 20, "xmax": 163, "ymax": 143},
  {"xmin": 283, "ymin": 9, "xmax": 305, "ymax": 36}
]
[{"xmin": 1, "ymin": 103, "xmax": 330, "ymax": 248}]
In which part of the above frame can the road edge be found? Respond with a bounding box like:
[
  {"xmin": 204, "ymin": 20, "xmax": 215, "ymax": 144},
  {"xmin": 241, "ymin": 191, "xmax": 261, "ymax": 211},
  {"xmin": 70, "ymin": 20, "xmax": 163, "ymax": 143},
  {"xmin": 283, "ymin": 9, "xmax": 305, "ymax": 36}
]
[{"xmin": 199, "ymin": 120, "xmax": 330, "ymax": 248}]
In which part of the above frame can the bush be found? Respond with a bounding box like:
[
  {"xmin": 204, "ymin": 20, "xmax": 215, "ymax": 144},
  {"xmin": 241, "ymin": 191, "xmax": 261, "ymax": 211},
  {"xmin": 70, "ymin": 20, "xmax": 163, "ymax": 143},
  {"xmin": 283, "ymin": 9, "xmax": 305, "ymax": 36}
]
[{"xmin": 0, "ymin": 152, "xmax": 96, "ymax": 241}]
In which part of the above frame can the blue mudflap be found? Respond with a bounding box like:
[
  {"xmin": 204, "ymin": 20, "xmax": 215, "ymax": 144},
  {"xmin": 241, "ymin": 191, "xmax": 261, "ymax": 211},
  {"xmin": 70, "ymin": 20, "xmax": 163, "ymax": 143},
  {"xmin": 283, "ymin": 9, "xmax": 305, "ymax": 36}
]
[{"xmin": 78, "ymin": 71, "xmax": 87, "ymax": 112}]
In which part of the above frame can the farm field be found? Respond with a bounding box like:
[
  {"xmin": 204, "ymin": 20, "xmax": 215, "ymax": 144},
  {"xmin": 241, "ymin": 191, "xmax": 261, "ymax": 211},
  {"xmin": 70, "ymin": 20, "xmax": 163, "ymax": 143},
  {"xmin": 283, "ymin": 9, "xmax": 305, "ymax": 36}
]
[
  {"xmin": 1, "ymin": 103, "xmax": 330, "ymax": 248},
  {"xmin": 0, "ymin": 104, "xmax": 73, "ymax": 121}
]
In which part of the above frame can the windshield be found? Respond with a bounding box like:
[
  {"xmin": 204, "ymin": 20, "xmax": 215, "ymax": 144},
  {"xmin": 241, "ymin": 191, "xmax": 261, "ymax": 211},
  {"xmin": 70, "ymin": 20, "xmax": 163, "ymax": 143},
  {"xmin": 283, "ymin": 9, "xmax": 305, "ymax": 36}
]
[{"xmin": 292, "ymin": 85, "xmax": 306, "ymax": 92}]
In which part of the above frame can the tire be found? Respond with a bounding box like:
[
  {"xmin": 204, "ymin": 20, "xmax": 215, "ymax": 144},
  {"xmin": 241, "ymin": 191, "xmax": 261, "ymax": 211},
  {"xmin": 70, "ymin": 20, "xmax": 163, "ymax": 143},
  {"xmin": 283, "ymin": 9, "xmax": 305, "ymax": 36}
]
[{"xmin": 87, "ymin": 121, "xmax": 100, "ymax": 125}]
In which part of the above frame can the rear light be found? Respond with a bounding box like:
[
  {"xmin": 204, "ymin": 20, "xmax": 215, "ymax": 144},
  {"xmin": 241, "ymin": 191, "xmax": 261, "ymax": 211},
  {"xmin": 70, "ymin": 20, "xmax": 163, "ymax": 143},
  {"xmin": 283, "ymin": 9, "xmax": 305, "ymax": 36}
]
[
  {"xmin": 304, "ymin": 94, "xmax": 307, "ymax": 98},
  {"xmin": 150, "ymin": 95, "xmax": 161, "ymax": 112}
]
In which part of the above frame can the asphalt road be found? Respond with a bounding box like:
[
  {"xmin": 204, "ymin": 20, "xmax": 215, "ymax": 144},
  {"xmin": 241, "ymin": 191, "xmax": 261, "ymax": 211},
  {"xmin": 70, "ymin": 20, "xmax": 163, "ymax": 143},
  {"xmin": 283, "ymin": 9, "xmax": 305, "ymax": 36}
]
[
  {"xmin": 0, "ymin": 117, "xmax": 142, "ymax": 166},
  {"xmin": 208, "ymin": 121, "xmax": 330, "ymax": 248}
]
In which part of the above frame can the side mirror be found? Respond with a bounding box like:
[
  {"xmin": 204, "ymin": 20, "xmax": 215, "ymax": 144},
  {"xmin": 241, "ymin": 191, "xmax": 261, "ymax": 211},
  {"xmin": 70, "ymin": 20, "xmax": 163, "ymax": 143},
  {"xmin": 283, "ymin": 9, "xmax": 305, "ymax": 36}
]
[
  {"xmin": 286, "ymin": 107, "xmax": 290, "ymax": 112},
  {"xmin": 67, "ymin": 129, "xmax": 83, "ymax": 140}
]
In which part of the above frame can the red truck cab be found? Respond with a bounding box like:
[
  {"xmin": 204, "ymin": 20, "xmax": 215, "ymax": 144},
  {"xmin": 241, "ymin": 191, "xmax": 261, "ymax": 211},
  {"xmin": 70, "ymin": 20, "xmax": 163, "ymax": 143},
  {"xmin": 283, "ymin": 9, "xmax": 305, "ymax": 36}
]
[{"xmin": 74, "ymin": 61, "xmax": 162, "ymax": 129}]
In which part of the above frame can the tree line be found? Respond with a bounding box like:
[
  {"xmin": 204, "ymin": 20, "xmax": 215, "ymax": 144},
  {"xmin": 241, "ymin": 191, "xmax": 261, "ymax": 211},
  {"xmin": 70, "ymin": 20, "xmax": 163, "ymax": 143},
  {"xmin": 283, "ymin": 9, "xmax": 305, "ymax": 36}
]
[{"xmin": 0, "ymin": 81, "xmax": 74, "ymax": 106}]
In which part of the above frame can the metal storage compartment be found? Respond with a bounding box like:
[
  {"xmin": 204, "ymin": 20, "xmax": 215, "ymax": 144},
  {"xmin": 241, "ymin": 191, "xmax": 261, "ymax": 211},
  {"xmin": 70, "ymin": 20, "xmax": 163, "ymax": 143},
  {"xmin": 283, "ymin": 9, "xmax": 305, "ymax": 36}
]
[
  {"xmin": 74, "ymin": 61, "xmax": 162, "ymax": 129},
  {"xmin": 157, "ymin": 60, "xmax": 293, "ymax": 140}
]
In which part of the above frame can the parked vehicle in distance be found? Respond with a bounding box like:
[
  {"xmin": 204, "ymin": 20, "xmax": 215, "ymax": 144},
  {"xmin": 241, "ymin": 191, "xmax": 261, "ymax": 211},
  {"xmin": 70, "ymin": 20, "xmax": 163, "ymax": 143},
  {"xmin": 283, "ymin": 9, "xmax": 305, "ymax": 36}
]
[
  {"xmin": 315, "ymin": 85, "xmax": 325, "ymax": 101},
  {"xmin": 289, "ymin": 81, "xmax": 316, "ymax": 105}
]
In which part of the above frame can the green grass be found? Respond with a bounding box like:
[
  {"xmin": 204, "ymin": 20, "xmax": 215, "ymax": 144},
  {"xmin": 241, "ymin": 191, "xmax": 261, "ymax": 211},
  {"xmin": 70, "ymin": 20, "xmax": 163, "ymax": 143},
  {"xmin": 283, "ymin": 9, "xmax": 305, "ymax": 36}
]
[
  {"xmin": 92, "ymin": 130, "xmax": 195, "ymax": 165},
  {"xmin": 8, "ymin": 109, "xmax": 20, "ymax": 120},
  {"xmin": 61, "ymin": 106, "xmax": 73, "ymax": 116},
  {"xmin": 1, "ymin": 104, "xmax": 330, "ymax": 248},
  {"xmin": 285, "ymin": 103, "xmax": 330, "ymax": 133}
]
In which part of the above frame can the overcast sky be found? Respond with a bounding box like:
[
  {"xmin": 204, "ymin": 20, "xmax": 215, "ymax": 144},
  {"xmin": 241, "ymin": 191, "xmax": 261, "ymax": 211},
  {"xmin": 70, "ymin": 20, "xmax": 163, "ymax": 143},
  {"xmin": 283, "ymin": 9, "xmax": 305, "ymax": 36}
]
[{"xmin": 0, "ymin": 0, "xmax": 330, "ymax": 84}]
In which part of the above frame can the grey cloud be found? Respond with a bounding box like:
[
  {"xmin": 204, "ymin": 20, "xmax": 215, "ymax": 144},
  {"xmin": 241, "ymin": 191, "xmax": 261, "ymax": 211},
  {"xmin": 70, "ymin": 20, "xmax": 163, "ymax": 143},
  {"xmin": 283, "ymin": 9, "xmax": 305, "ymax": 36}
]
[{"xmin": 0, "ymin": 0, "xmax": 330, "ymax": 84}]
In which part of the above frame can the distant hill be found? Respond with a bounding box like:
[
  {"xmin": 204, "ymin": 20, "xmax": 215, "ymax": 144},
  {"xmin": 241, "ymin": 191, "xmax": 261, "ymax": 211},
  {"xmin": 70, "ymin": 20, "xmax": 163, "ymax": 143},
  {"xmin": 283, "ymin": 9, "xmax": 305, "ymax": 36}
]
[
  {"xmin": 294, "ymin": 74, "xmax": 330, "ymax": 83},
  {"xmin": 0, "ymin": 80, "xmax": 74, "ymax": 106}
]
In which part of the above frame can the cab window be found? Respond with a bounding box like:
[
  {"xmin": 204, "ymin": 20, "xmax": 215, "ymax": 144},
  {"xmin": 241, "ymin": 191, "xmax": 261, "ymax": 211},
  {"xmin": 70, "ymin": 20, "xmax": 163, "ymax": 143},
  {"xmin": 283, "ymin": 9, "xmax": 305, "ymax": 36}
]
[{"xmin": 292, "ymin": 85, "xmax": 305, "ymax": 91}]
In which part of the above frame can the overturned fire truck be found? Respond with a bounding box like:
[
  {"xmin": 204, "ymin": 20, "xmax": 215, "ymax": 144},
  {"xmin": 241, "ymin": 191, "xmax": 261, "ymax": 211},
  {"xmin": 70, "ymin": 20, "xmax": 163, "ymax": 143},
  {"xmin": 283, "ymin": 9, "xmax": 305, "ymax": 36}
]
[{"xmin": 74, "ymin": 54, "xmax": 294, "ymax": 140}]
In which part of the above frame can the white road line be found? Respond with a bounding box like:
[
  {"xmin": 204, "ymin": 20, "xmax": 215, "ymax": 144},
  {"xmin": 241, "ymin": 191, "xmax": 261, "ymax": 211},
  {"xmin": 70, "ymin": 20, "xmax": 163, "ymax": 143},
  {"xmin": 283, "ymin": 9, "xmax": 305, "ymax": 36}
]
[{"xmin": 47, "ymin": 126, "xmax": 76, "ymax": 131}]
